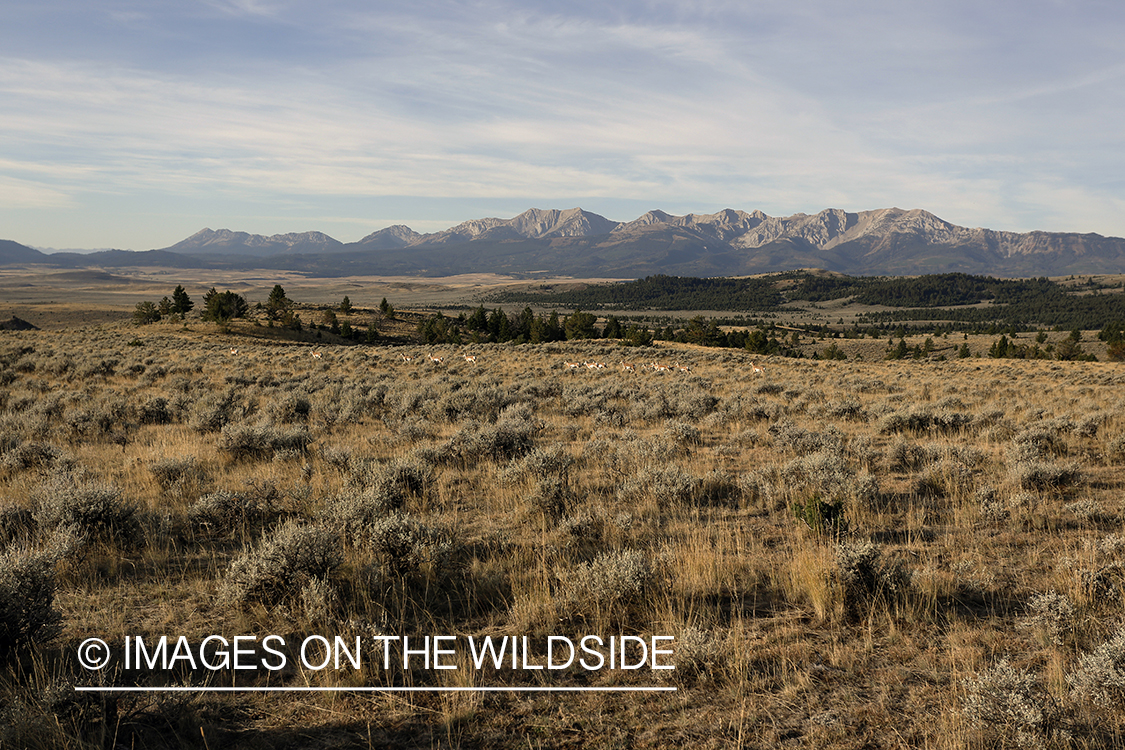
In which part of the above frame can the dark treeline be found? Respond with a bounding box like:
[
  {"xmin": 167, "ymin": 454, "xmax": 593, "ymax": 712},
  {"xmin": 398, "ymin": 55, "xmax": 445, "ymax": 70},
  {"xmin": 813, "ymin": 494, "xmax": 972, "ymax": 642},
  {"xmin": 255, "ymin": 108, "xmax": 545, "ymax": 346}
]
[
  {"xmin": 492, "ymin": 274, "xmax": 786, "ymax": 310},
  {"xmin": 785, "ymin": 272, "xmax": 1064, "ymax": 307},
  {"xmin": 417, "ymin": 305, "xmax": 808, "ymax": 357},
  {"xmin": 861, "ymin": 290, "xmax": 1125, "ymax": 330},
  {"xmin": 492, "ymin": 271, "xmax": 1125, "ymax": 331},
  {"xmin": 418, "ymin": 306, "xmax": 655, "ymax": 347}
]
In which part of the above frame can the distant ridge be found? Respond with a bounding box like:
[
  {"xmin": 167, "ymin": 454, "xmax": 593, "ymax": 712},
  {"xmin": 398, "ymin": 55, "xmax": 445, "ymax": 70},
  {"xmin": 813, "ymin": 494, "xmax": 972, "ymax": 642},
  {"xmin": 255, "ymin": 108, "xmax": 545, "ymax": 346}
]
[
  {"xmin": 0, "ymin": 239, "xmax": 48, "ymax": 264},
  {"xmin": 10, "ymin": 207, "xmax": 1125, "ymax": 277},
  {"xmin": 166, "ymin": 228, "xmax": 344, "ymax": 257}
]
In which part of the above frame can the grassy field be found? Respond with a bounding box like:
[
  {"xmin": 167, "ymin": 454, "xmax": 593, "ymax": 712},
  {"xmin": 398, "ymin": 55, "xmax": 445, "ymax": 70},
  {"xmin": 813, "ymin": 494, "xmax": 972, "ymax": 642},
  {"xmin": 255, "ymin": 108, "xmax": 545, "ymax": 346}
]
[{"xmin": 2, "ymin": 280, "xmax": 1125, "ymax": 748}]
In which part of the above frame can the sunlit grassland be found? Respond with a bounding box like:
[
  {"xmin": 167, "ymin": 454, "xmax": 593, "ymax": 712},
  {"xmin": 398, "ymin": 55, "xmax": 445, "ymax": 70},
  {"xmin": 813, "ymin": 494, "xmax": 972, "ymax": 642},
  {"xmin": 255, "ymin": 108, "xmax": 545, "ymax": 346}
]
[{"xmin": 1, "ymin": 314, "xmax": 1125, "ymax": 749}]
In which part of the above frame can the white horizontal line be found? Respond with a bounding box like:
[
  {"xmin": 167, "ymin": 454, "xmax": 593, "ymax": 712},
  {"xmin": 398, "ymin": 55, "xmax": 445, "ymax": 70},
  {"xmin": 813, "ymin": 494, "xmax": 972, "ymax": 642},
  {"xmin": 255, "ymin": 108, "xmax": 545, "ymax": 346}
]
[{"xmin": 74, "ymin": 686, "xmax": 676, "ymax": 693}]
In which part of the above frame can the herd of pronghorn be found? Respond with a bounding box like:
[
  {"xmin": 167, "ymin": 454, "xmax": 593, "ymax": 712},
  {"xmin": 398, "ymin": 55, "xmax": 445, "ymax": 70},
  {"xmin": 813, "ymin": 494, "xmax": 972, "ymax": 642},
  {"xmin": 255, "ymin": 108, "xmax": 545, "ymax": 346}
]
[{"xmin": 227, "ymin": 346, "xmax": 765, "ymax": 374}]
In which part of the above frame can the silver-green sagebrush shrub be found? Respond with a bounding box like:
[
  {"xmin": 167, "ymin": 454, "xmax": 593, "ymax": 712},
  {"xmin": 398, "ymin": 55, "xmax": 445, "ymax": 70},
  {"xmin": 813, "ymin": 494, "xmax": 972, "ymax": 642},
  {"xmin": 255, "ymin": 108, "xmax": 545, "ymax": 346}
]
[
  {"xmin": 1009, "ymin": 457, "xmax": 1082, "ymax": 492},
  {"xmin": 319, "ymin": 485, "xmax": 405, "ymax": 538},
  {"xmin": 223, "ymin": 520, "xmax": 342, "ymax": 607},
  {"xmin": 1022, "ymin": 590, "xmax": 1074, "ymax": 646},
  {"xmin": 266, "ymin": 393, "xmax": 311, "ymax": 424},
  {"xmin": 385, "ymin": 455, "xmax": 436, "ymax": 497},
  {"xmin": 616, "ymin": 465, "xmax": 699, "ymax": 509},
  {"xmin": 1, "ymin": 441, "xmax": 73, "ymax": 473},
  {"xmin": 148, "ymin": 455, "xmax": 206, "ymax": 493},
  {"xmin": 442, "ymin": 417, "xmax": 538, "ymax": 464},
  {"xmin": 528, "ymin": 477, "xmax": 576, "ymax": 520},
  {"xmin": 218, "ymin": 423, "xmax": 311, "ymax": 461},
  {"xmin": 1068, "ymin": 625, "xmax": 1125, "ymax": 708},
  {"xmin": 835, "ymin": 541, "xmax": 910, "ymax": 619},
  {"xmin": 975, "ymin": 486, "xmax": 1010, "ymax": 526},
  {"xmin": 780, "ymin": 448, "xmax": 864, "ymax": 502},
  {"xmin": 188, "ymin": 388, "xmax": 242, "ymax": 433},
  {"xmin": 665, "ymin": 421, "xmax": 702, "ymax": 446},
  {"xmin": 501, "ymin": 445, "xmax": 575, "ymax": 485},
  {"xmin": 0, "ymin": 506, "xmax": 36, "ymax": 545},
  {"xmin": 559, "ymin": 549, "xmax": 657, "ymax": 630},
  {"xmin": 33, "ymin": 473, "xmax": 141, "ymax": 550},
  {"xmin": 963, "ymin": 659, "xmax": 1062, "ymax": 748},
  {"xmin": 0, "ymin": 546, "xmax": 63, "ymax": 661},
  {"xmin": 361, "ymin": 512, "xmax": 463, "ymax": 580},
  {"xmin": 188, "ymin": 490, "xmax": 273, "ymax": 535},
  {"xmin": 768, "ymin": 420, "xmax": 844, "ymax": 454},
  {"xmin": 137, "ymin": 395, "xmax": 174, "ymax": 425}
]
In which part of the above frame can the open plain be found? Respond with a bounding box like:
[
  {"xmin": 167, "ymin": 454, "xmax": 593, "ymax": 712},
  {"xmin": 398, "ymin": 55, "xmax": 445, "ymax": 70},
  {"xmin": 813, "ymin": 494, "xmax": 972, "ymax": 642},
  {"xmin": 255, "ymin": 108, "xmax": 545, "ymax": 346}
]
[{"xmin": 2, "ymin": 275, "xmax": 1125, "ymax": 749}]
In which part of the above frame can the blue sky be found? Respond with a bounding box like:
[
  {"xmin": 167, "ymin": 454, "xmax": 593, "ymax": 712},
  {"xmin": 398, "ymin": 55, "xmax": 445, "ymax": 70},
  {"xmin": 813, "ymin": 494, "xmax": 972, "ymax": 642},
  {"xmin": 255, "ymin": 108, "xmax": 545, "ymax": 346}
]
[{"xmin": 3, "ymin": 0, "xmax": 1124, "ymax": 250}]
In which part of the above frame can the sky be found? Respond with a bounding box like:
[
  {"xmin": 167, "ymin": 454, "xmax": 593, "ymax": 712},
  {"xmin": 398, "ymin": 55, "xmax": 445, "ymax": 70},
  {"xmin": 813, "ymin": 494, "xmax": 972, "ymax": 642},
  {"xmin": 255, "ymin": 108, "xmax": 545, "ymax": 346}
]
[{"xmin": 2, "ymin": 0, "xmax": 1125, "ymax": 251}]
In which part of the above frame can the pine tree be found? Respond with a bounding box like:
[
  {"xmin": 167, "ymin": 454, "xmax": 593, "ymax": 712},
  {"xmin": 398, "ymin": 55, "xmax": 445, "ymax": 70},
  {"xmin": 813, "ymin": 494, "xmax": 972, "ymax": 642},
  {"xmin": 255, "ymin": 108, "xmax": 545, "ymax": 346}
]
[
  {"xmin": 266, "ymin": 285, "xmax": 290, "ymax": 320},
  {"xmin": 172, "ymin": 285, "xmax": 193, "ymax": 315},
  {"xmin": 202, "ymin": 290, "xmax": 249, "ymax": 323}
]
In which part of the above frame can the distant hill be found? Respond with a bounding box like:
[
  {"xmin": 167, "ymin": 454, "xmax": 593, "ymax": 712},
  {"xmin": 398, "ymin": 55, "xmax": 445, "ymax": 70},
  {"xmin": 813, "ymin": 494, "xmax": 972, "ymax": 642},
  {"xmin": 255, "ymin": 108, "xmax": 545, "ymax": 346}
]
[
  {"xmin": 0, "ymin": 239, "xmax": 48, "ymax": 264},
  {"xmin": 8, "ymin": 207, "xmax": 1125, "ymax": 277},
  {"xmin": 0, "ymin": 316, "xmax": 38, "ymax": 331}
]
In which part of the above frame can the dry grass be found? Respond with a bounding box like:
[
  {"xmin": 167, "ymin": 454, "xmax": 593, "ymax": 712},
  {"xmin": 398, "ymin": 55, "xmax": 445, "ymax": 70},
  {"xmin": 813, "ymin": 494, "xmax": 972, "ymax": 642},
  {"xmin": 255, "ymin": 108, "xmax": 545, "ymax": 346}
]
[{"xmin": 2, "ymin": 306, "xmax": 1125, "ymax": 748}]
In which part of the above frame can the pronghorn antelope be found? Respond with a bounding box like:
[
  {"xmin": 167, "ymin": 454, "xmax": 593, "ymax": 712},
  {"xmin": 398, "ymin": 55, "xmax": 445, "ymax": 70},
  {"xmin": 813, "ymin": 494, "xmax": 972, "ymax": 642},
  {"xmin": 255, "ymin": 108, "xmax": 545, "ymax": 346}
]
[
  {"xmin": 400, "ymin": 353, "xmax": 415, "ymax": 363},
  {"xmin": 621, "ymin": 362, "xmax": 636, "ymax": 373},
  {"xmin": 427, "ymin": 354, "xmax": 444, "ymax": 365},
  {"xmin": 564, "ymin": 361, "xmax": 582, "ymax": 369},
  {"xmin": 676, "ymin": 365, "xmax": 692, "ymax": 374},
  {"xmin": 311, "ymin": 351, "xmax": 322, "ymax": 360},
  {"xmin": 584, "ymin": 361, "xmax": 600, "ymax": 370},
  {"xmin": 463, "ymin": 354, "xmax": 477, "ymax": 363},
  {"xmin": 751, "ymin": 362, "xmax": 765, "ymax": 374},
  {"xmin": 651, "ymin": 362, "xmax": 671, "ymax": 373},
  {"xmin": 229, "ymin": 347, "xmax": 239, "ymax": 355}
]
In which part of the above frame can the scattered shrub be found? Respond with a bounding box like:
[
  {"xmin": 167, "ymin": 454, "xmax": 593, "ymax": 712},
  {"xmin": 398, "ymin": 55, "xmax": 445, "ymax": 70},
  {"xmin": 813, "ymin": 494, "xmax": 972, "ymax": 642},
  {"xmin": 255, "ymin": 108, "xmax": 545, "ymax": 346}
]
[
  {"xmin": 1, "ymin": 441, "xmax": 71, "ymax": 472},
  {"xmin": 0, "ymin": 546, "xmax": 62, "ymax": 661},
  {"xmin": 320, "ymin": 484, "xmax": 405, "ymax": 537},
  {"xmin": 300, "ymin": 577, "xmax": 341, "ymax": 626},
  {"xmin": 835, "ymin": 541, "xmax": 909, "ymax": 618},
  {"xmin": 792, "ymin": 494, "xmax": 846, "ymax": 537},
  {"xmin": 0, "ymin": 506, "xmax": 36, "ymax": 545},
  {"xmin": 616, "ymin": 465, "xmax": 699, "ymax": 509},
  {"xmin": 442, "ymin": 417, "xmax": 538, "ymax": 465},
  {"xmin": 559, "ymin": 549, "xmax": 657, "ymax": 630},
  {"xmin": 188, "ymin": 388, "xmax": 243, "ymax": 433},
  {"xmin": 223, "ymin": 521, "xmax": 341, "ymax": 606},
  {"xmin": 963, "ymin": 659, "xmax": 1061, "ymax": 748},
  {"xmin": 528, "ymin": 477, "xmax": 576, "ymax": 520},
  {"xmin": 666, "ymin": 421, "xmax": 702, "ymax": 446},
  {"xmin": 1079, "ymin": 563, "xmax": 1125, "ymax": 604},
  {"xmin": 148, "ymin": 456, "xmax": 205, "ymax": 492},
  {"xmin": 188, "ymin": 490, "xmax": 272, "ymax": 535},
  {"xmin": 661, "ymin": 627, "xmax": 717, "ymax": 685},
  {"xmin": 33, "ymin": 474, "xmax": 141, "ymax": 550},
  {"xmin": 1068, "ymin": 625, "xmax": 1125, "ymax": 708},
  {"xmin": 218, "ymin": 423, "xmax": 311, "ymax": 461},
  {"xmin": 138, "ymin": 396, "xmax": 174, "ymax": 425},
  {"xmin": 1009, "ymin": 459, "xmax": 1082, "ymax": 492},
  {"xmin": 362, "ymin": 512, "xmax": 463, "ymax": 580},
  {"xmin": 1022, "ymin": 590, "xmax": 1074, "ymax": 645}
]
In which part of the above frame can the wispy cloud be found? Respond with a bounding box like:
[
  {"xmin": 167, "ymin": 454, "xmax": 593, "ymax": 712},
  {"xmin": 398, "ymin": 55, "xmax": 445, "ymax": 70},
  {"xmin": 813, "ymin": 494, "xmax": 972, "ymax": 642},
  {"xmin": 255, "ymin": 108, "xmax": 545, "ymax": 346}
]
[{"xmin": 2, "ymin": 1, "xmax": 1124, "ymax": 247}]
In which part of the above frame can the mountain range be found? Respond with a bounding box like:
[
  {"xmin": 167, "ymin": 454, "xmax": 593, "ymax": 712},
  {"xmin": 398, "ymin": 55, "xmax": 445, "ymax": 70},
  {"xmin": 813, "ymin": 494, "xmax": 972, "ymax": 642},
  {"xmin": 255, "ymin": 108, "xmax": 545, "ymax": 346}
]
[{"xmin": 4, "ymin": 207, "xmax": 1125, "ymax": 278}]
